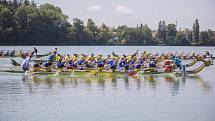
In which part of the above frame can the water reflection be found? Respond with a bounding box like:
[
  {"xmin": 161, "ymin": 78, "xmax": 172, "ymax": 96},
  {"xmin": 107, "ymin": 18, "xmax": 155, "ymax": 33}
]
[
  {"xmin": 21, "ymin": 73, "xmax": 213, "ymax": 94},
  {"xmin": 164, "ymin": 75, "xmax": 180, "ymax": 96},
  {"xmin": 187, "ymin": 75, "xmax": 213, "ymax": 92},
  {"xmin": 145, "ymin": 75, "xmax": 157, "ymax": 90}
]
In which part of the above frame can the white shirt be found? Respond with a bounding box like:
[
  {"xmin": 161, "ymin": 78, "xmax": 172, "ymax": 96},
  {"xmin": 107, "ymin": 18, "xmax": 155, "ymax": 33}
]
[{"xmin": 21, "ymin": 57, "xmax": 31, "ymax": 68}]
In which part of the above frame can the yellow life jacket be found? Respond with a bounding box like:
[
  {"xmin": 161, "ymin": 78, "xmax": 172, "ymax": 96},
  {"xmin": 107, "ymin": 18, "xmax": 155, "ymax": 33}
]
[
  {"xmin": 64, "ymin": 55, "xmax": 70, "ymax": 62},
  {"xmin": 126, "ymin": 55, "xmax": 132, "ymax": 61},
  {"xmin": 56, "ymin": 55, "xmax": 61, "ymax": 61},
  {"xmin": 72, "ymin": 56, "xmax": 77, "ymax": 62}
]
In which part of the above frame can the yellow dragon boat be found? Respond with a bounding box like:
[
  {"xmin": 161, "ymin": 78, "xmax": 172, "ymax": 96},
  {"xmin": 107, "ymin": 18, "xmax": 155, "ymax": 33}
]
[{"xmin": 0, "ymin": 59, "xmax": 212, "ymax": 77}]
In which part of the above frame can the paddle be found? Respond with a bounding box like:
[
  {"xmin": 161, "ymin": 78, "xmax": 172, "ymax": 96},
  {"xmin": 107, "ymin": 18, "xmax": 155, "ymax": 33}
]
[{"xmin": 11, "ymin": 58, "xmax": 21, "ymax": 66}]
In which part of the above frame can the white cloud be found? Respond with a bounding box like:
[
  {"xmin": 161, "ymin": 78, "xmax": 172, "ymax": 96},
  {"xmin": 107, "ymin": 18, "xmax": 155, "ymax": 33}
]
[
  {"xmin": 86, "ymin": 5, "xmax": 102, "ymax": 12},
  {"xmin": 115, "ymin": 5, "xmax": 134, "ymax": 15}
]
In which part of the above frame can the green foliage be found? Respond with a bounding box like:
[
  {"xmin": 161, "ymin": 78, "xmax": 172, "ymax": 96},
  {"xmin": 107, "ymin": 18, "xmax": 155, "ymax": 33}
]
[
  {"xmin": 98, "ymin": 23, "xmax": 112, "ymax": 45},
  {"xmin": 165, "ymin": 24, "xmax": 177, "ymax": 45},
  {"xmin": 0, "ymin": 0, "xmax": 214, "ymax": 46},
  {"xmin": 0, "ymin": 4, "xmax": 16, "ymax": 29},
  {"xmin": 115, "ymin": 24, "xmax": 153, "ymax": 45},
  {"xmin": 158, "ymin": 21, "xmax": 166, "ymax": 42},
  {"xmin": 176, "ymin": 32, "xmax": 190, "ymax": 46},
  {"xmin": 0, "ymin": 1, "xmax": 72, "ymax": 45},
  {"xmin": 39, "ymin": 4, "xmax": 68, "ymax": 25},
  {"xmin": 166, "ymin": 24, "xmax": 176, "ymax": 37},
  {"xmin": 72, "ymin": 18, "xmax": 87, "ymax": 45}
]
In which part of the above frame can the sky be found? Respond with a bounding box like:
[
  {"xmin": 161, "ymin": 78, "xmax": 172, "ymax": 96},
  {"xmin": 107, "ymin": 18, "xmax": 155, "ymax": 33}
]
[{"xmin": 37, "ymin": 0, "xmax": 215, "ymax": 30}]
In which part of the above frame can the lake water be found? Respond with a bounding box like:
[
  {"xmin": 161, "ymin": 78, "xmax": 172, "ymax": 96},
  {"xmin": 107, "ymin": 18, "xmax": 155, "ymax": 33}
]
[{"xmin": 0, "ymin": 46, "xmax": 215, "ymax": 121}]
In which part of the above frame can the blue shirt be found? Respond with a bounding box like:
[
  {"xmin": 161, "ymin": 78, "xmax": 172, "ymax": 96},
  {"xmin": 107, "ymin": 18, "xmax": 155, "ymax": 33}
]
[{"xmin": 48, "ymin": 54, "xmax": 55, "ymax": 61}]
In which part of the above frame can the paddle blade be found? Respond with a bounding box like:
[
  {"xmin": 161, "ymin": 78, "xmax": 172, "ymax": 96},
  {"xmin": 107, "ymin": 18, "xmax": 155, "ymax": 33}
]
[{"xmin": 11, "ymin": 59, "xmax": 20, "ymax": 66}]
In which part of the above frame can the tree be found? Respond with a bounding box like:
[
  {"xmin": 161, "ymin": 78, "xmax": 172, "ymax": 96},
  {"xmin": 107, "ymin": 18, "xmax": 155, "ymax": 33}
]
[
  {"xmin": 84, "ymin": 19, "xmax": 98, "ymax": 44},
  {"xmin": 176, "ymin": 32, "xmax": 190, "ymax": 46},
  {"xmin": 116, "ymin": 24, "xmax": 152, "ymax": 45},
  {"xmin": 98, "ymin": 23, "xmax": 112, "ymax": 45},
  {"xmin": 0, "ymin": 1, "xmax": 214, "ymax": 46},
  {"xmin": 158, "ymin": 21, "xmax": 162, "ymax": 40},
  {"xmin": 142, "ymin": 24, "xmax": 153, "ymax": 45},
  {"xmin": 86, "ymin": 19, "xmax": 97, "ymax": 32},
  {"xmin": 0, "ymin": 5, "xmax": 16, "ymax": 29},
  {"xmin": 207, "ymin": 29, "xmax": 215, "ymax": 45},
  {"xmin": 193, "ymin": 19, "xmax": 200, "ymax": 42},
  {"xmin": 166, "ymin": 24, "xmax": 176, "ymax": 37},
  {"xmin": 200, "ymin": 31, "xmax": 208, "ymax": 44},
  {"xmin": 164, "ymin": 24, "xmax": 177, "ymax": 45},
  {"xmin": 158, "ymin": 20, "xmax": 166, "ymax": 43},
  {"xmin": 39, "ymin": 4, "xmax": 68, "ymax": 25},
  {"xmin": 15, "ymin": 5, "xmax": 40, "ymax": 28},
  {"xmin": 11, "ymin": 0, "xmax": 19, "ymax": 10},
  {"xmin": 72, "ymin": 18, "xmax": 87, "ymax": 45}
]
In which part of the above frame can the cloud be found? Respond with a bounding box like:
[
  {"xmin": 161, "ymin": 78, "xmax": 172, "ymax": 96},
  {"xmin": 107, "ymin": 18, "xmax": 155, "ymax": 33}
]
[
  {"xmin": 86, "ymin": 5, "xmax": 102, "ymax": 12},
  {"xmin": 115, "ymin": 5, "xmax": 134, "ymax": 15}
]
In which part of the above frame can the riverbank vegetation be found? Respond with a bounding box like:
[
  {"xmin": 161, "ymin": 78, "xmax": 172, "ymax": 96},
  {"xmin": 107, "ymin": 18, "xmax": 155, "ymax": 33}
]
[{"xmin": 1, "ymin": 0, "xmax": 215, "ymax": 46}]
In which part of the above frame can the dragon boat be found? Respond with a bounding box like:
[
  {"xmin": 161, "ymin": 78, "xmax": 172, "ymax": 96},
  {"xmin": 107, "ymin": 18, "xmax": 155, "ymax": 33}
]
[
  {"xmin": 1, "ymin": 58, "xmax": 213, "ymax": 77},
  {"xmin": 0, "ymin": 53, "xmax": 50, "ymax": 59}
]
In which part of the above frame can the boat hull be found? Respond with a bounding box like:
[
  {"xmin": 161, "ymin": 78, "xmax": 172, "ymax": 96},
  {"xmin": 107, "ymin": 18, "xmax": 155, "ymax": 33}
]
[{"xmin": 0, "ymin": 70, "xmax": 185, "ymax": 76}]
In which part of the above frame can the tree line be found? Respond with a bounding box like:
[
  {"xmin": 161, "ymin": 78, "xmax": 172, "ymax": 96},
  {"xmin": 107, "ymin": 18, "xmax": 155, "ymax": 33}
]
[{"xmin": 0, "ymin": 0, "xmax": 215, "ymax": 46}]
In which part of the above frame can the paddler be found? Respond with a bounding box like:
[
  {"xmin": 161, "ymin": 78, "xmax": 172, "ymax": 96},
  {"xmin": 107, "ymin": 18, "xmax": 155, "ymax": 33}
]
[
  {"xmin": 133, "ymin": 50, "xmax": 139, "ymax": 56},
  {"xmin": 48, "ymin": 51, "xmax": 57, "ymax": 62},
  {"xmin": 124, "ymin": 62, "xmax": 130, "ymax": 72},
  {"xmin": 56, "ymin": 59, "xmax": 65, "ymax": 72},
  {"xmin": 204, "ymin": 50, "xmax": 212, "ymax": 58},
  {"xmin": 53, "ymin": 48, "xmax": 58, "ymax": 54},
  {"xmin": 5, "ymin": 50, "xmax": 9, "ymax": 56},
  {"xmin": 21, "ymin": 53, "xmax": 32, "ymax": 72},
  {"xmin": 172, "ymin": 56, "xmax": 181, "ymax": 68},
  {"xmin": 71, "ymin": 54, "xmax": 78, "ymax": 62},
  {"xmin": 77, "ymin": 54, "xmax": 85, "ymax": 66},
  {"xmin": 149, "ymin": 59, "xmax": 156, "ymax": 68},
  {"xmin": 77, "ymin": 54, "xmax": 86, "ymax": 70},
  {"xmin": 63, "ymin": 54, "xmax": 70, "ymax": 62},
  {"xmin": 97, "ymin": 55, "xmax": 104, "ymax": 72},
  {"xmin": 33, "ymin": 46, "xmax": 38, "ymax": 56},
  {"xmin": 85, "ymin": 61, "xmax": 94, "ymax": 69},
  {"xmin": 118, "ymin": 55, "xmax": 126, "ymax": 70},
  {"xmin": 205, "ymin": 50, "xmax": 210, "ymax": 56},
  {"xmin": 87, "ymin": 54, "xmax": 95, "ymax": 62},
  {"xmin": 32, "ymin": 60, "xmax": 41, "ymax": 72},
  {"xmin": 55, "ymin": 54, "xmax": 61, "ymax": 61},
  {"xmin": 43, "ymin": 60, "xmax": 53, "ymax": 72},
  {"xmin": 108, "ymin": 57, "xmax": 117, "ymax": 72},
  {"xmin": 11, "ymin": 49, "xmax": 15, "ymax": 56}
]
